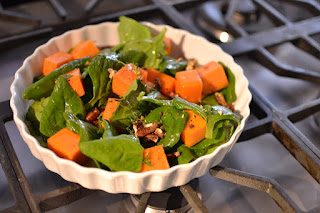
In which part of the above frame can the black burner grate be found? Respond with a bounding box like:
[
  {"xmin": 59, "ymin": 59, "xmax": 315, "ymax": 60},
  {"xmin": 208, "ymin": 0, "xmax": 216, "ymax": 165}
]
[{"xmin": 1, "ymin": 0, "xmax": 320, "ymax": 212}]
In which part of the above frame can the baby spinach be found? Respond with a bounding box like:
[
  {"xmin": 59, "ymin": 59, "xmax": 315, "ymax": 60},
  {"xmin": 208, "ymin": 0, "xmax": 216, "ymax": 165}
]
[
  {"xmin": 202, "ymin": 93, "xmax": 219, "ymax": 106},
  {"xmin": 101, "ymin": 119, "xmax": 118, "ymax": 138},
  {"xmin": 116, "ymin": 16, "xmax": 167, "ymax": 69},
  {"xmin": 79, "ymin": 135, "xmax": 144, "ymax": 172},
  {"xmin": 177, "ymin": 145, "xmax": 197, "ymax": 164},
  {"xmin": 85, "ymin": 54, "xmax": 123, "ymax": 110},
  {"xmin": 144, "ymin": 105, "xmax": 188, "ymax": 148},
  {"xmin": 158, "ymin": 57, "xmax": 188, "ymax": 76},
  {"xmin": 110, "ymin": 79, "xmax": 148, "ymax": 130},
  {"xmin": 219, "ymin": 62, "xmax": 237, "ymax": 104},
  {"xmin": 39, "ymin": 76, "xmax": 86, "ymax": 137},
  {"xmin": 64, "ymin": 113, "xmax": 100, "ymax": 141},
  {"xmin": 118, "ymin": 16, "xmax": 151, "ymax": 44},
  {"xmin": 23, "ymin": 56, "xmax": 90, "ymax": 100}
]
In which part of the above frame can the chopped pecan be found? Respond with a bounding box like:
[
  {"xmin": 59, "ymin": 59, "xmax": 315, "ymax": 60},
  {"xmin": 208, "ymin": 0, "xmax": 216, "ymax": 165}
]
[
  {"xmin": 166, "ymin": 151, "xmax": 180, "ymax": 158},
  {"xmin": 186, "ymin": 58, "xmax": 197, "ymax": 70},
  {"xmin": 133, "ymin": 121, "xmax": 158, "ymax": 137},
  {"xmin": 143, "ymin": 134, "xmax": 159, "ymax": 143},
  {"xmin": 154, "ymin": 128, "xmax": 165, "ymax": 139},
  {"xmin": 86, "ymin": 108, "xmax": 101, "ymax": 124},
  {"xmin": 214, "ymin": 92, "xmax": 234, "ymax": 111}
]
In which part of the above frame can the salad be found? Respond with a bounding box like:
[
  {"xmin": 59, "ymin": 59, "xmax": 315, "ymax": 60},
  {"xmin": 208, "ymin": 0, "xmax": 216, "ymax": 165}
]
[{"xmin": 23, "ymin": 16, "xmax": 241, "ymax": 173}]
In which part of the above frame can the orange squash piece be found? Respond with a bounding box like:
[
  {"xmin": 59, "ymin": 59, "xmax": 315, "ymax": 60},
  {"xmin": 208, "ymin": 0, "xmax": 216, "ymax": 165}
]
[
  {"xmin": 146, "ymin": 68, "xmax": 175, "ymax": 97},
  {"xmin": 43, "ymin": 51, "xmax": 73, "ymax": 76},
  {"xmin": 146, "ymin": 67, "xmax": 161, "ymax": 83},
  {"xmin": 112, "ymin": 64, "xmax": 148, "ymax": 97},
  {"xmin": 163, "ymin": 37, "xmax": 172, "ymax": 56},
  {"xmin": 65, "ymin": 68, "xmax": 85, "ymax": 97},
  {"xmin": 180, "ymin": 110, "xmax": 206, "ymax": 147},
  {"xmin": 159, "ymin": 73, "xmax": 175, "ymax": 97},
  {"xmin": 196, "ymin": 61, "xmax": 229, "ymax": 96},
  {"xmin": 47, "ymin": 128, "xmax": 88, "ymax": 164},
  {"xmin": 70, "ymin": 40, "xmax": 100, "ymax": 59},
  {"xmin": 140, "ymin": 145, "xmax": 170, "ymax": 172},
  {"xmin": 175, "ymin": 70, "xmax": 203, "ymax": 103},
  {"xmin": 102, "ymin": 98, "xmax": 120, "ymax": 121}
]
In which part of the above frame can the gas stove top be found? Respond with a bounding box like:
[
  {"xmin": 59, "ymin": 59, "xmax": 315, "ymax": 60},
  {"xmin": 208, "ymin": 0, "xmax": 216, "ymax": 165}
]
[{"xmin": 1, "ymin": 0, "xmax": 320, "ymax": 212}]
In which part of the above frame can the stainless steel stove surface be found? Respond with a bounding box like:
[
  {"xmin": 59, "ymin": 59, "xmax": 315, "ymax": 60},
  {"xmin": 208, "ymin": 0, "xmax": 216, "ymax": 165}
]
[{"xmin": 1, "ymin": 0, "xmax": 320, "ymax": 212}]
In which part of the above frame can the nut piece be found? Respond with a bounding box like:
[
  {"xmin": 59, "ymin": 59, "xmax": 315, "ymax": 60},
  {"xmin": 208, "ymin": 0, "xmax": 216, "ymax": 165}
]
[
  {"xmin": 154, "ymin": 128, "xmax": 165, "ymax": 139},
  {"xmin": 86, "ymin": 108, "xmax": 101, "ymax": 124},
  {"xmin": 186, "ymin": 58, "xmax": 197, "ymax": 70},
  {"xmin": 214, "ymin": 92, "xmax": 234, "ymax": 111},
  {"xmin": 133, "ymin": 121, "xmax": 158, "ymax": 138},
  {"xmin": 166, "ymin": 151, "xmax": 180, "ymax": 158},
  {"xmin": 143, "ymin": 134, "xmax": 159, "ymax": 143}
]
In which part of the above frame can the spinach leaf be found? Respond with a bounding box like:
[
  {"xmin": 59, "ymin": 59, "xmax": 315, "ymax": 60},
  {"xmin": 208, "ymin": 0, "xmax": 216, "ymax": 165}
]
[
  {"xmin": 140, "ymin": 91, "xmax": 172, "ymax": 106},
  {"xmin": 203, "ymin": 105, "xmax": 241, "ymax": 139},
  {"xmin": 177, "ymin": 145, "xmax": 197, "ymax": 164},
  {"xmin": 145, "ymin": 105, "xmax": 189, "ymax": 148},
  {"xmin": 158, "ymin": 57, "xmax": 188, "ymax": 76},
  {"xmin": 25, "ymin": 97, "xmax": 50, "ymax": 136},
  {"xmin": 116, "ymin": 16, "xmax": 167, "ymax": 69},
  {"xmin": 101, "ymin": 119, "xmax": 118, "ymax": 138},
  {"xmin": 23, "ymin": 56, "xmax": 90, "ymax": 100},
  {"xmin": 39, "ymin": 76, "xmax": 86, "ymax": 137},
  {"xmin": 79, "ymin": 135, "xmax": 144, "ymax": 172},
  {"xmin": 118, "ymin": 16, "xmax": 151, "ymax": 43},
  {"xmin": 85, "ymin": 54, "xmax": 123, "ymax": 110},
  {"xmin": 64, "ymin": 113, "xmax": 100, "ymax": 141},
  {"xmin": 117, "ymin": 49, "xmax": 146, "ymax": 67},
  {"xmin": 171, "ymin": 97, "xmax": 241, "ymax": 139},
  {"xmin": 219, "ymin": 62, "xmax": 237, "ymax": 104},
  {"xmin": 202, "ymin": 93, "xmax": 219, "ymax": 106},
  {"xmin": 110, "ymin": 79, "xmax": 148, "ymax": 130}
]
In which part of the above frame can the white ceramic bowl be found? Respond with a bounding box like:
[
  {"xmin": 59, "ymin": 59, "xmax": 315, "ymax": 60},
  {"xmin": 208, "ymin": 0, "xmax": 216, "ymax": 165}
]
[{"xmin": 10, "ymin": 21, "xmax": 251, "ymax": 194}]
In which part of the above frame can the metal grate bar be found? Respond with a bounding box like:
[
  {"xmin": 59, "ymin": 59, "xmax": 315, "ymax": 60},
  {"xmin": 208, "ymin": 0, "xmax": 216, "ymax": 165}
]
[
  {"xmin": 272, "ymin": 120, "xmax": 320, "ymax": 183},
  {"xmin": 85, "ymin": 0, "xmax": 101, "ymax": 13},
  {"xmin": 151, "ymin": 0, "xmax": 206, "ymax": 37},
  {"xmin": 252, "ymin": 47, "xmax": 320, "ymax": 82},
  {"xmin": 0, "ymin": 122, "xmax": 30, "ymax": 213},
  {"xmin": 253, "ymin": 0, "xmax": 290, "ymax": 26},
  {"xmin": 0, "ymin": 27, "xmax": 52, "ymax": 52},
  {"xmin": 179, "ymin": 184, "xmax": 209, "ymax": 213},
  {"xmin": 283, "ymin": 0, "xmax": 320, "ymax": 15},
  {"xmin": 48, "ymin": 0, "xmax": 67, "ymax": 19},
  {"xmin": 210, "ymin": 166, "xmax": 301, "ymax": 213},
  {"xmin": 0, "ymin": 8, "xmax": 41, "ymax": 26},
  {"xmin": 220, "ymin": 16, "xmax": 320, "ymax": 56},
  {"xmin": 135, "ymin": 192, "xmax": 151, "ymax": 213},
  {"xmin": 287, "ymin": 98, "xmax": 320, "ymax": 123},
  {"xmin": 292, "ymin": 35, "xmax": 320, "ymax": 59},
  {"xmin": 0, "ymin": 120, "xmax": 41, "ymax": 213},
  {"xmin": 36, "ymin": 184, "xmax": 94, "ymax": 212}
]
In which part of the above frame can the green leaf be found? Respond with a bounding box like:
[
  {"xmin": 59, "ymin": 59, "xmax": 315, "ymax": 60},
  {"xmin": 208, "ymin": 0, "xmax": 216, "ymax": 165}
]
[
  {"xmin": 219, "ymin": 62, "xmax": 237, "ymax": 104},
  {"xmin": 64, "ymin": 112, "xmax": 100, "ymax": 141},
  {"xmin": 101, "ymin": 119, "xmax": 118, "ymax": 138},
  {"xmin": 145, "ymin": 106, "xmax": 189, "ymax": 148},
  {"xmin": 110, "ymin": 79, "xmax": 148, "ymax": 130},
  {"xmin": 202, "ymin": 93, "xmax": 219, "ymax": 106},
  {"xmin": 117, "ymin": 16, "xmax": 167, "ymax": 69},
  {"xmin": 158, "ymin": 56, "xmax": 188, "ymax": 76},
  {"xmin": 118, "ymin": 16, "xmax": 151, "ymax": 43},
  {"xmin": 79, "ymin": 135, "xmax": 144, "ymax": 172},
  {"xmin": 177, "ymin": 145, "xmax": 197, "ymax": 164},
  {"xmin": 23, "ymin": 56, "xmax": 90, "ymax": 100},
  {"xmin": 39, "ymin": 76, "xmax": 86, "ymax": 137},
  {"xmin": 85, "ymin": 54, "xmax": 123, "ymax": 110}
]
